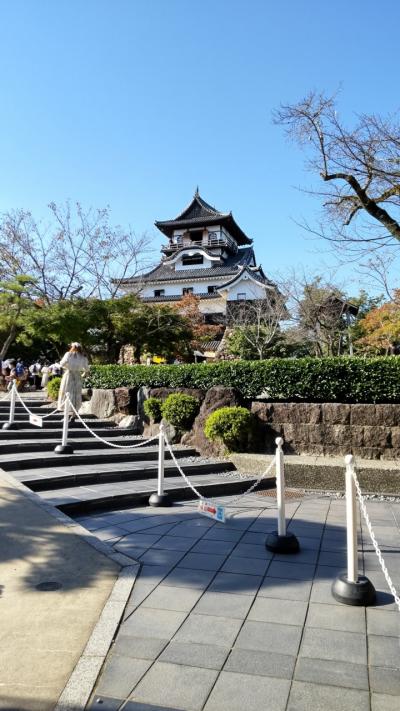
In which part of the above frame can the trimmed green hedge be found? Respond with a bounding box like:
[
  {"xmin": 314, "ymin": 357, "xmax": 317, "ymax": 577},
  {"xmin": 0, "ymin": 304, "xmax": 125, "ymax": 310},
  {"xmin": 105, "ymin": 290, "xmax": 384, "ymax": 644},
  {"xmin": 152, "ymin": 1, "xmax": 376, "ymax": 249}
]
[{"xmin": 85, "ymin": 357, "xmax": 400, "ymax": 403}]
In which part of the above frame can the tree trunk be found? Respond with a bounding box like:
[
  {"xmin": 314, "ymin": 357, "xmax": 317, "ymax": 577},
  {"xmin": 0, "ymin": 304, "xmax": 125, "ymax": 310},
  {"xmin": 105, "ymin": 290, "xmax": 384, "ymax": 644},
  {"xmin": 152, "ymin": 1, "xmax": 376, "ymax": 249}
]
[
  {"xmin": 134, "ymin": 342, "xmax": 142, "ymax": 363},
  {"xmin": 0, "ymin": 324, "xmax": 17, "ymax": 360}
]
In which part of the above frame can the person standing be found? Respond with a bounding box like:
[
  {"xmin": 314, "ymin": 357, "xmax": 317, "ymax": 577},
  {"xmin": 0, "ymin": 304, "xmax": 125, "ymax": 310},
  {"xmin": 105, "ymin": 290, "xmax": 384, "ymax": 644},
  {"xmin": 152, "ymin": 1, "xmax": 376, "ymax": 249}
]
[
  {"xmin": 57, "ymin": 343, "xmax": 89, "ymax": 414},
  {"xmin": 29, "ymin": 360, "xmax": 42, "ymax": 390},
  {"xmin": 40, "ymin": 361, "xmax": 51, "ymax": 389}
]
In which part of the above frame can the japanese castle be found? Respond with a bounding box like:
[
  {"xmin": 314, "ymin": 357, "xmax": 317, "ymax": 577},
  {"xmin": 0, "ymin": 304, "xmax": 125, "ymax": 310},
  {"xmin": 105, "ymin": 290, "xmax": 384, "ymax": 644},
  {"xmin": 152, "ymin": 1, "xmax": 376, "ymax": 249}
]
[{"xmin": 120, "ymin": 190, "xmax": 275, "ymax": 324}]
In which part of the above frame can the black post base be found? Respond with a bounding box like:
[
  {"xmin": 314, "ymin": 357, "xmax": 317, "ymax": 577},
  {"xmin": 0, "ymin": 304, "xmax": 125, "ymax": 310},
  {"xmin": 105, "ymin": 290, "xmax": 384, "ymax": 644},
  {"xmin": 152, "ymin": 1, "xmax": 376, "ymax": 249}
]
[
  {"xmin": 2, "ymin": 422, "xmax": 15, "ymax": 430},
  {"xmin": 332, "ymin": 572, "xmax": 376, "ymax": 606},
  {"xmin": 265, "ymin": 530, "xmax": 300, "ymax": 554},
  {"xmin": 54, "ymin": 444, "xmax": 74, "ymax": 455},
  {"xmin": 149, "ymin": 492, "xmax": 172, "ymax": 507}
]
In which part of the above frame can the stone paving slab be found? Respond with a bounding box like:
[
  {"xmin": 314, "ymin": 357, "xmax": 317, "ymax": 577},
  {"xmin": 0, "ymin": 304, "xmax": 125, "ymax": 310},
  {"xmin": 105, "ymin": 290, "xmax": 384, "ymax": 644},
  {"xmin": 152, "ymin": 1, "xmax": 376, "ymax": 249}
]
[
  {"xmin": 0, "ymin": 472, "xmax": 119, "ymax": 711},
  {"xmin": 82, "ymin": 494, "xmax": 400, "ymax": 711}
]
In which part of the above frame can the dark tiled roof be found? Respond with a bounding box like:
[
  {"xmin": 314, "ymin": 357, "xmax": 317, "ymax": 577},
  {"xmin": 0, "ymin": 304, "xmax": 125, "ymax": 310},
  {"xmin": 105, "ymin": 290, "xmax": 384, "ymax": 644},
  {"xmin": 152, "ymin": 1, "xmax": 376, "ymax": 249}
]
[
  {"xmin": 155, "ymin": 192, "xmax": 252, "ymax": 245},
  {"xmin": 218, "ymin": 266, "xmax": 275, "ymax": 289},
  {"xmin": 174, "ymin": 192, "xmax": 221, "ymax": 221},
  {"xmin": 202, "ymin": 340, "xmax": 223, "ymax": 352},
  {"xmin": 121, "ymin": 247, "xmax": 256, "ymax": 285},
  {"xmin": 140, "ymin": 293, "xmax": 222, "ymax": 303}
]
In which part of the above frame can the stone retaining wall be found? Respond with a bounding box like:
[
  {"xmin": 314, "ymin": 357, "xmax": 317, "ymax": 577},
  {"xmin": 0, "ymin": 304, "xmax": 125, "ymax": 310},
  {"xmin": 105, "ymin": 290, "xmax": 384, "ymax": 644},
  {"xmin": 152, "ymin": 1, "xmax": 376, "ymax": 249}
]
[
  {"xmin": 251, "ymin": 402, "xmax": 400, "ymax": 460},
  {"xmin": 89, "ymin": 386, "xmax": 400, "ymax": 460}
]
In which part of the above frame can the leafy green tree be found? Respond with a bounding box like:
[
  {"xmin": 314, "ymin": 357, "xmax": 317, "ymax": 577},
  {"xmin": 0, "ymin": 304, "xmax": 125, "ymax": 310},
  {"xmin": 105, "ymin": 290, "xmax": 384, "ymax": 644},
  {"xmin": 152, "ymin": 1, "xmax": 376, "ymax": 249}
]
[
  {"xmin": 226, "ymin": 327, "xmax": 278, "ymax": 360},
  {"xmin": 292, "ymin": 277, "xmax": 358, "ymax": 357},
  {"xmin": 20, "ymin": 294, "xmax": 193, "ymax": 364},
  {"xmin": 0, "ymin": 275, "xmax": 38, "ymax": 359},
  {"xmin": 110, "ymin": 298, "xmax": 193, "ymax": 362}
]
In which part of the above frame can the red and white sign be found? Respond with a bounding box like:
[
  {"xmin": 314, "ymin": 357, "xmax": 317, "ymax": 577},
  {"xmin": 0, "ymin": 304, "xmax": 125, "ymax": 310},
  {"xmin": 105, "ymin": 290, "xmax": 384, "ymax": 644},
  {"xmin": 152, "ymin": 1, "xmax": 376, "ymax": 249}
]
[{"xmin": 198, "ymin": 500, "xmax": 225, "ymax": 523}]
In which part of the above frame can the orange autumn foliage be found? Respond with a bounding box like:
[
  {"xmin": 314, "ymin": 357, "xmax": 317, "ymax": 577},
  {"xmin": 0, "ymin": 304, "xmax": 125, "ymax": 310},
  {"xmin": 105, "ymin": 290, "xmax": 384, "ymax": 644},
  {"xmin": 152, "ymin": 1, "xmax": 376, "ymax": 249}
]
[
  {"xmin": 174, "ymin": 294, "xmax": 223, "ymax": 351},
  {"xmin": 356, "ymin": 291, "xmax": 400, "ymax": 355}
]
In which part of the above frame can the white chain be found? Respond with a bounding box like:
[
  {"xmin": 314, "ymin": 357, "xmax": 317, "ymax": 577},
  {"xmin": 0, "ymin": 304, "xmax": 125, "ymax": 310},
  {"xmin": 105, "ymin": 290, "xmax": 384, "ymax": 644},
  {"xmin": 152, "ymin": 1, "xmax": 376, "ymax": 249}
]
[
  {"xmin": 163, "ymin": 432, "xmax": 276, "ymax": 506},
  {"xmin": 67, "ymin": 399, "xmax": 160, "ymax": 449},
  {"xmin": 40, "ymin": 403, "xmax": 66, "ymax": 419},
  {"xmin": 227, "ymin": 457, "xmax": 276, "ymax": 505},
  {"xmin": 13, "ymin": 385, "xmax": 65, "ymax": 418},
  {"xmin": 352, "ymin": 468, "xmax": 400, "ymax": 612}
]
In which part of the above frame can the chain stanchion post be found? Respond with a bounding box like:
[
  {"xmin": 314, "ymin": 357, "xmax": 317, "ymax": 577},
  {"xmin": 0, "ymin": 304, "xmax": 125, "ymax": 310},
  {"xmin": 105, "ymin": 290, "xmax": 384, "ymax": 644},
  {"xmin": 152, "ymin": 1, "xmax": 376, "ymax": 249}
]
[
  {"xmin": 2, "ymin": 383, "xmax": 17, "ymax": 430},
  {"xmin": 332, "ymin": 455, "xmax": 375, "ymax": 606},
  {"xmin": 265, "ymin": 437, "xmax": 300, "ymax": 554},
  {"xmin": 149, "ymin": 423, "xmax": 171, "ymax": 507},
  {"xmin": 54, "ymin": 394, "xmax": 74, "ymax": 455}
]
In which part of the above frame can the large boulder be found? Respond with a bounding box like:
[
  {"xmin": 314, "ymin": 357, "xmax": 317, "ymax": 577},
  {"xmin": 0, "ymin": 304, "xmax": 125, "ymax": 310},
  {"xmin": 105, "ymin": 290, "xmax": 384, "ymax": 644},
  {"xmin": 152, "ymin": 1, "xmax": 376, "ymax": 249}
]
[
  {"xmin": 115, "ymin": 387, "xmax": 137, "ymax": 415},
  {"xmin": 149, "ymin": 387, "xmax": 205, "ymax": 402},
  {"xmin": 90, "ymin": 389, "xmax": 117, "ymax": 419},
  {"xmin": 118, "ymin": 414, "xmax": 143, "ymax": 433},
  {"xmin": 78, "ymin": 400, "xmax": 92, "ymax": 416},
  {"xmin": 184, "ymin": 386, "xmax": 243, "ymax": 457}
]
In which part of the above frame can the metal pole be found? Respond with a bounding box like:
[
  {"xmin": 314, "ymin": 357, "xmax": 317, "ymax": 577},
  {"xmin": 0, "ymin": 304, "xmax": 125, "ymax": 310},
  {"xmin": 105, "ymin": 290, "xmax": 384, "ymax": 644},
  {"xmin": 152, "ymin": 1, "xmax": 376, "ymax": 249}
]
[
  {"xmin": 275, "ymin": 437, "xmax": 286, "ymax": 536},
  {"xmin": 345, "ymin": 454, "xmax": 358, "ymax": 584},
  {"xmin": 2, "ymin": 382, "xmax": 16, "ymax": 430},
  {"xmin": 61, "ymin": 394, "xmax": 70, "ymax": 447},
  {"xmin": 149, "ymin": 422, "xmax": 171, "ymax": 507},
  {"xmin": 265, "ymin": 437, "xmax": 299, "ymax": 553},
  {"xmin": 157, "ymin": 422, "xmax": 165, "ymax": 497},
  {"xmin": 331, "ymin": 454, "xmax": 375, "ymax": 605}
]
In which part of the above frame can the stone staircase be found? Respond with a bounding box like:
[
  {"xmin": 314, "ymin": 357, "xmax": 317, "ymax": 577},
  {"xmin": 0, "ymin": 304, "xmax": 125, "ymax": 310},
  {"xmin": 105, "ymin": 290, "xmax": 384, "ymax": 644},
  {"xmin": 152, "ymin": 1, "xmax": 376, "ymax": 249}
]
[{"xmin": 0, "ymin": 395, "xmax": 274, "ymax": 515}]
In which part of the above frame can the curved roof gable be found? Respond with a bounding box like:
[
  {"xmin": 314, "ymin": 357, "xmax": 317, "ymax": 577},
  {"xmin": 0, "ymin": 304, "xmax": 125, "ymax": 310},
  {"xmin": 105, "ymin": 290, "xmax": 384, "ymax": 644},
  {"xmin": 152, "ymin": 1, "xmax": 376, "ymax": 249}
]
[
  {"xmin": 174, "ymin": 191, "xmax": 222, "ymax": 221},
  {"xmin": 155, "ymin": 190, "xmax": 252, "ymax": 245},
  {"xmin": 217, "ymin": 266, "xmax": 275, "ymax": 292}
]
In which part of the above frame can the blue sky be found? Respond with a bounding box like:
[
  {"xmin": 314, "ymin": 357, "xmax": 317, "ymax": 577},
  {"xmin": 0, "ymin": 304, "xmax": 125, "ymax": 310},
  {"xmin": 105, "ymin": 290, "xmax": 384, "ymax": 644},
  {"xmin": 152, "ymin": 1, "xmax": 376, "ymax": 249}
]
[{"xmin": 1, "ymin": 0, "xmax": 399, "ymax": 294}]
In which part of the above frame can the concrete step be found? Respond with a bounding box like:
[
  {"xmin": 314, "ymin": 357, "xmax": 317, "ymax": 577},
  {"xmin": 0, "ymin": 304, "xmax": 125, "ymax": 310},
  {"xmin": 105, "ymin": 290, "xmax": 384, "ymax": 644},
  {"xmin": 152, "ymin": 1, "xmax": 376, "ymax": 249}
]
[
  {"xmin": 0, "ymin": 434, "xmax": 149, "ymax": 454},
  {"xmin": 0, "ymin": 409, "xmax": 99, "ymax": 418},
  {"xmin": 0, "ymin": 398, "xmax": 50, "ymax": 407},
  {"xmin": 15, "ymin": 458, "xmax": 232, "ymax": 491},
  {"xmin": 0, "ymin": 418, "xmax": 117, "ymax": 430},
  {"xmin": 0, "ymin": 427, "xmax": 133, "ymax": 442},
  {"xmin": 36, "ymin": 473, "xmax": 272, "ymax": 514},
  {"xmin": 0, "ymin": 444, "xmax": 195, "ymax": 471},
  {"xmin": 0, "ymin": 412, "xmax": 64, "ymax": 421}
]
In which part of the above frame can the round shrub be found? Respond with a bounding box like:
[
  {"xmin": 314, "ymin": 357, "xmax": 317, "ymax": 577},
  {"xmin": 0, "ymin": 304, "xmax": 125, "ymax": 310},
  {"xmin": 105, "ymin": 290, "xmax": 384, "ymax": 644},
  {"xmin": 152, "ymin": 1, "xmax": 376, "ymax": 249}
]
[
  {"xmin": 161, "ymin": 393, "xmax": 200, "ymax": 430},
  {"xmin": 204, "ymin": 406, "xmax": 252, "ymax": 452},
  {"xmin": 143, "ymin": 397, "xmax": 163, "ymax": 423},
  {"xmin": 47, "ymin": 376, "xmax": 61, "ymax": 401}
]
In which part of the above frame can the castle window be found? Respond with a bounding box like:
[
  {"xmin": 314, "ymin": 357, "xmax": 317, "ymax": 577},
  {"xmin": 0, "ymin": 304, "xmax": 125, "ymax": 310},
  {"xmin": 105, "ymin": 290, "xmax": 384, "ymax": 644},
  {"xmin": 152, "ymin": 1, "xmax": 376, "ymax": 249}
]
[
  {"xmin": 182, "ymin": 253, "xmax": 204, "ymax": 266},
  {"xmin": 237, "ymin": 292, "xmax": 246, "ymax": 300},
  {"xmin": 154, "ymin": 289, "xmax": 165, "ymax": 297},
  {"xmin": 183, "ymin": 287, "xmax": 194, "ymax": 295},
  {"xmin": 208, "ymin": 285, "xmax": 217, "ymax": 293},
  {"xmin": 190, "ymin": 229, "xmax": 203, "ymax": 244}
]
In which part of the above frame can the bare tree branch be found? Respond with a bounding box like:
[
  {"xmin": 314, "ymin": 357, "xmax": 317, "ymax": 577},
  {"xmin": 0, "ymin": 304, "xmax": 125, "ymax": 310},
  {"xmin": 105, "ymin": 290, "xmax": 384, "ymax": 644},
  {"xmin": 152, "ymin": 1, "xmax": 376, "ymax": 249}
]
[
  {"xmin": 275, "ymin": 91, "xmax": 400, "ymax": 252},
  {"xmin": 0, "ymin": 202, "xmax": 154, "ymax": 302}
]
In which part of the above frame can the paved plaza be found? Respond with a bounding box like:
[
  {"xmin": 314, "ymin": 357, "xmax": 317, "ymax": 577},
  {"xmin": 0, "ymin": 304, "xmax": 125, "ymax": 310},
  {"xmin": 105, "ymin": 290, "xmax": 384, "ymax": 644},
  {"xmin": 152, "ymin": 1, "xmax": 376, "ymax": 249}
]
[{"xmin": 78, "ymin": 492, "xmax": 400, "ymax": 711}]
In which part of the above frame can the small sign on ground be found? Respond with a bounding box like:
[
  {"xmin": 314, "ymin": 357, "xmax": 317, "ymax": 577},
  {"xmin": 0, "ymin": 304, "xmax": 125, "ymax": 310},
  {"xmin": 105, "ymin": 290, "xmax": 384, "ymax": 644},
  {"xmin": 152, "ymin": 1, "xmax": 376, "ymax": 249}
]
[
  {"xmin": 29, "ymin": 413, "xmax": 43, "ymax": 427},
  {"xmin": 198, "ymin": 499, "xmax": 225, "ymax": 523}
]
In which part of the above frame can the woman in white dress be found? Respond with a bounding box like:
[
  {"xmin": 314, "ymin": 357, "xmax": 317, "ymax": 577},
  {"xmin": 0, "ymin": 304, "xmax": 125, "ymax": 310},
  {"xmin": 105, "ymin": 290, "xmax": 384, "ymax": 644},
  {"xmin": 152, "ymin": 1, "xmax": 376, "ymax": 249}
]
[
  {"xmin": 57, "ymin": 343, "xmax": 89, "ymax": 414},
  {"xmin": 41, "ymin": 362, "xmax": 51, "ymax": 389}
]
